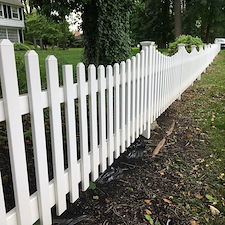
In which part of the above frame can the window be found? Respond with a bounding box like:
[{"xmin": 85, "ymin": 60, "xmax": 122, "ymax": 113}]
[
  {"xmin": 7, "ymin": 6, "xmax": 12, "ymax": 19},
  {"xmin": 7, "ymin": 29, "xmax": 19, "ymax": 42},
  {"xmin": 12, "ymin": 7, "xmax": 18, "ymax": 19},
  {"xmin": 3, "ymin": 5, "xmax": 7, "ymax": 18},
  {"xmin": 19, "ymin": 8, "xmax": 23, "ymax": 20},
  {"xmin": 0, "ymin": 28, "xmax": 7, "ymax": 39},
  {"xmin": 0, "ymin": 4, "xmax": 3, "ymax": 17}
]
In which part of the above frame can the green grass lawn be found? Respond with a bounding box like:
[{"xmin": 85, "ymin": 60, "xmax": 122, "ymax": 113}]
[
  {"xmin": 179, "ymin": 50, "xmax": 225, "ymax": 224},
  {"xmin": 15, "ymin": 48, "xmax": 141, "ymax": 94}
]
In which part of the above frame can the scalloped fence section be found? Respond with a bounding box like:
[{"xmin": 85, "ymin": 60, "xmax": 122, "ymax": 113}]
[{"xmin": 0, "ymin": 39, "xmax": 220, "ymax": 225}]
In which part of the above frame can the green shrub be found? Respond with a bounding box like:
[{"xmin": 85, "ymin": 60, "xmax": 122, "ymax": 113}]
[
  {"xmin": 168, "ymin": 35, "xmax": 204, "ymax": 56},
  {"xmin": 14, "ymin": 42, "xmax": 35, "ymax": 51}
]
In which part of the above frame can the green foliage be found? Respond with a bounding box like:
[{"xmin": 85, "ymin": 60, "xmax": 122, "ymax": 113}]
[
  {"xmin": 182, "ymin": 0, "xmax": 225, "ymax": 43},
  {"xmin": 25, "ymin": 11, "xmax": 73, "ymax": 49},
  {"xmin": 168, "ymin": 35, "xmax": 204, "ymax": 56},
  {"xmin": 144, "ymin": 214, "xmax": 154, "ymax": 224},
  {"xmin": 14, "ymin": 43, "xmax": 35, "ymax": 51},
  {"xmin": 130, "ymin": 0, "xmax": 174, "ymax": 48},
  {"xmin": 82, "ymin": 0, "xmax": 133, "ymax": 66},
  {"xmin": 15, "ymin": 55, "xmax": 27, "ymax": 93}
]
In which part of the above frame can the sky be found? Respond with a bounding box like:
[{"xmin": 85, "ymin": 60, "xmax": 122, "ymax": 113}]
[{"xmin": 66, "ymin": 11, "xmax": 83, "ymax": 32}]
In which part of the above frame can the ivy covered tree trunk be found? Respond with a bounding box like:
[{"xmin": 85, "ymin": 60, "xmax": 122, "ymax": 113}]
[{"xmin": 82, "ymin": 0, "xmax": 132, "ymax": 66}]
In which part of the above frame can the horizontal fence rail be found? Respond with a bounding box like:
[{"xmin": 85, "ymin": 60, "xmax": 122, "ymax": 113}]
[{"xmin": 0, "ymin": 39, "xmax": 220, "ymax": 225}]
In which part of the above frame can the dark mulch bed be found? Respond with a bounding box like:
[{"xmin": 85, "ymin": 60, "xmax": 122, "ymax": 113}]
[
  {"xmin": 1, "ymin": 88, "xmax": 209, "ymax": 225},
  {"xmin": 52, "ymin": 94, "xmax": 209, "ymax": 225}
]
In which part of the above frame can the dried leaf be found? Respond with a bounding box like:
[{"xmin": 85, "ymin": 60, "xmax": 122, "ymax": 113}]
[
  {"xmin": 195, "ymin": 194, "xmax": 203, "ymax": 199},
  {"xmin": 163, "ymin": 198, "xmax": 172, "ymax": 204},
  {"xmin": 160, "ymin": 172, "xmax": 165, "ymax": 176},
  {"xmin": 196, "ymin": 158, "xmax": 205, "ymax": 163},
  {"xmin": 190, "ymin": 219, "xmax": 199, "ymax": 225},
  {"xmin": 145, "ymin": 209, "xmax": 152, "ymax": 215},
  {"xmin": 93, "ymin": 196, "xmax": 99, "ymax": 200},
  {"xmin": 209, "ymin": 205, "xmax": 220, "ymax": 215},
  {"xmin": 186, "ymin": 134, "xmax": 193, "ymax": 139},
  {"xmin": 144, "ymin": 199, "xmax": 151, "ymax": 204},
  {"xmin": 152, "ymin": 138, "xmax": 166, "ymax": 157},
  {"xmin": 166, "ymin": 121, "xmax": 175, "ymax": 136}
]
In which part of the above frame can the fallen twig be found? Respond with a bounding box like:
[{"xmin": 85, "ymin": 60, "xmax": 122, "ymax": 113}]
[
  {"xmin": 166, "ymin": 121, "xmax": 175, "ymax": 136},
  {"xmin": 152, "ymin": 138, "xmax": 166, "ymax": 157},
  {"xmin": 152, "ymin": 121, "xmax": 176, "ymax": 157}
]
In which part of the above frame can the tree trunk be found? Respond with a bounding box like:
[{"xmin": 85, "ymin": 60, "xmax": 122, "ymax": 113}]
[
  {"xmin": 174, "ymin": 0, "xmax": 182, "ymax": 38},
  {"xmin": 161, "ymin": 0, "xmax": 171, "ymax": 48},
  {"xmin": 33, "ymin": 36, "xmax": 37, "ymax": 49}
]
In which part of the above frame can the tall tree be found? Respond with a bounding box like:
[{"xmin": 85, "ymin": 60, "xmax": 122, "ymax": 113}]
[
  {"xmin": 82, "ymin": 0, "xmax": 132, "ymax": 66},
  {"xmin": 29, "ymin": 0, "xmax": 133, "ymax": 66},
  {"xmin": 130, "ymin": 0, "xmax": 174, "ymax": 48},
  {"xmin": 174, "ymin": 0, "xmax": 182, "ymax": 37},
  {"xmin": 182, "ymin": 0, "xmax": 225, "ymax": 42}
]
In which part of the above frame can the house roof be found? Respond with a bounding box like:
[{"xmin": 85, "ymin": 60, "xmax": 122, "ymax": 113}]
[{"xmin": 0, "ymin": 0, "xmax": 23, "ymax": 7}]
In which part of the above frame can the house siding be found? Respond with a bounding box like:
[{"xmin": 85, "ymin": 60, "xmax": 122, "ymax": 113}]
[{"xmin": 0, "ymin": 0, "xmax": 24, "ymax": 43}]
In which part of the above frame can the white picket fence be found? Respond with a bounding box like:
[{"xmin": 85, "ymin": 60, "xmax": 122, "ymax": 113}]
[{"xmin": 0, "ymin": 39, "xmax": 220, "ymax": 225}]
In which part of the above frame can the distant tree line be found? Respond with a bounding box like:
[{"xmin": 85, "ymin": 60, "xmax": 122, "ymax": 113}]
[
  {"xmin": 22, "ymin": 0, "xmax": 225, "ymax": 65},
  {"xmin": 130, "ymin": 0, "xmax": 225, "ymax": 48}
]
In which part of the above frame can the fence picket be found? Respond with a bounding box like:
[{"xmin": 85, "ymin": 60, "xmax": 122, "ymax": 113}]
[
  {"xmin": 120, "ymin": 61, "xmax": 126, "ymax": 153},
  {"xmin": 131, "ymin": 56, "xmax": 136, "ymax": 142},
  {"xmin": 46, "ymin": 55, "xmax": 67, "ymax": 215},
  {"xmin": 77, "ymin": 63, "xmax": 90, "ymax": 190},
  {"xmin": 0, "ymin": 39, "xmax": 32, "ymax": 225},
  {"xmin": 126, "ymin": 59, "xmax": 131, "ymax": 147},
  {"xmin": 114, "ymin": 63, "xmax": 120, "ymax": 158},
  {"xmin": 143, "ymin": 45, "xmax": 153, "ymax": 138},
  {"xmin": 63, "ymin": 65, "xmax": 79, "ymax": 203},
  {"xmin": 98, "ymin": 65, "xmax": 107, "ymax": 172},
  {"xmin": 88, "ymin": 65, "xmax": 99, "ymax": 181},
  {"xmin": 106, "ymin": 65, "xmax": 114, "ymax": 165},
  {"xmin": 143, "ymin": 47, "xmax": 148, "ymax": 131},
  {"xmin": 135, "ymin": 53, "xmax": 141, "ymax": 138},
  {"xmin": 140, "ymin": 50, "xmax": 145, "ymax": 134},
  {"xmin": 25, "ymin": 50, "xmax": 51, "ymax": 225}
]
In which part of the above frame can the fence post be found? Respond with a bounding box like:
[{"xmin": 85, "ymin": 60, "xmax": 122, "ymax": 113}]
[
  {"xmin": 177, "ymin": 43, "xmax": 185, "ymax": 100},
  {"xmin": 140, "ymin": 41, "xmax": 155, "ymax": 139},
  {"xmin": 0, "ymin": 39, "xmax": 32, "ymax": 225}
]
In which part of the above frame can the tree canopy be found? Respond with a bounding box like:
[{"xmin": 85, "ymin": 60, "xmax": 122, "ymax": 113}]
[{"xmin": 130, "ymin": 0, "xmax": 225, "ymax": 47}]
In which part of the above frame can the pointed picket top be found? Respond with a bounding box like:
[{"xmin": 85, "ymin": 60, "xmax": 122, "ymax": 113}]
[
  {"xmin": 77, "ymin": 62, "xmax": 85, "ymax": 69},
  {"xmin": 46, "ymin": 55, "xmax": 57, "ymax": 61},
  {"xmin": 25, "ymin": 50, "xmax": 38, "ymax": 57},
  {"xmin": 88, "ymin": 64, "xmax": 96, "ymax": 70},
  {"xmin": 0, "ymin": 39, "xmax": 13, "ymax": 46}
]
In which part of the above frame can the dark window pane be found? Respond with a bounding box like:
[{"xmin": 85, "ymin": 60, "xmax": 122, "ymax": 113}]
[
  {"xmin": 3, "ymin": 5, "xmax": 7, "ymax": 18},
  {"xmin": 19, "ymin": 8, "xmax": 22, "ymax": 20},
  {"xmin": 7, "ymin": 6, "xmax": 11, "ymax": 19}
]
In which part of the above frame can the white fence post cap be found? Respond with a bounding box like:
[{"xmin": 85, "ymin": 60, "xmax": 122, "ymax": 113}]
[
  {"xmin": 178, "ymin": 43, "xmax": 185, "ymax": 50},
  {"xmin": 140, "ymin": 41, "xmax": 155, "ymax": 48},
  {"xmin": 0, "ymin": 39, "xmax": 13, "ymax": 46}
]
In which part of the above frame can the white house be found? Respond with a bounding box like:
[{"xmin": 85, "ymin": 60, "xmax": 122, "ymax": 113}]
[{"xmin": 0, "ymin": 0, "xmax": 24, "ymax": 43}]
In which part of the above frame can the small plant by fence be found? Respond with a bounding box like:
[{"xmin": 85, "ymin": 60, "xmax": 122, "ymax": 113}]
[{"xmin": 0, "ymin": 39, "xmax": 220, "ymax": 225}]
